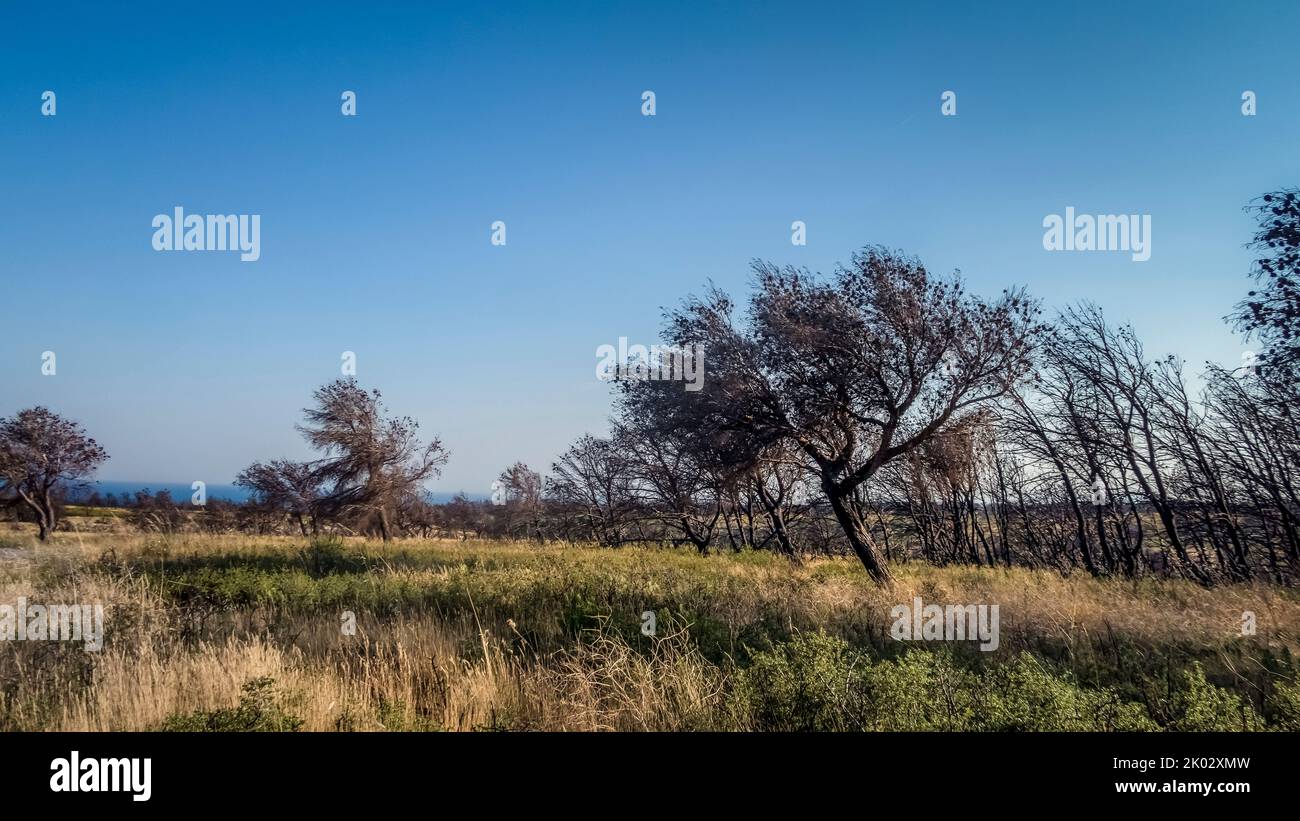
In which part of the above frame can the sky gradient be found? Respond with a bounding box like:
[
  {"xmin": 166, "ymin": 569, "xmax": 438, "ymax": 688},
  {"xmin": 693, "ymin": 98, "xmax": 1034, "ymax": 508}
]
[{"xmin": 2, "ymin": 1, "xmax": 1298, "ymax": 496}]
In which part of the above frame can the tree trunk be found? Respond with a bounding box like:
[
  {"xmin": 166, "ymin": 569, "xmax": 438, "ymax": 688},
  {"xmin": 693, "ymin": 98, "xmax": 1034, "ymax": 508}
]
[
  {"xmin": 754, "ymin": 480, "xmax": 800, "ymax": 562},
  {"xmin": 17, "ymin": 488, "xmax": 55, "ymax": 542},
  {"xmin": 825, "ymin": 484, "xmax": 892, "ymax": 584}
]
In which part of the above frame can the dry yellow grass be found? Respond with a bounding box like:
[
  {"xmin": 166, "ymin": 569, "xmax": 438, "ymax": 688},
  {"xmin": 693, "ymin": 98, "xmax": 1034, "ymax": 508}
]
[
  {"xmin": 2, "ymin": 530, "xmax": 1297, "ymax": 731},
  {"xmin": 9, "ymin": 613, "xmax": 727, "ymax": 732}
]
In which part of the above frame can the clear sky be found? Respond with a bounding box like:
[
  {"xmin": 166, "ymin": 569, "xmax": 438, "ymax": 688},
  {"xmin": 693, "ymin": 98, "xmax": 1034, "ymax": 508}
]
[{"xmin": 2, "ymin": 1, "xmax": 1298, "ymax": 496}]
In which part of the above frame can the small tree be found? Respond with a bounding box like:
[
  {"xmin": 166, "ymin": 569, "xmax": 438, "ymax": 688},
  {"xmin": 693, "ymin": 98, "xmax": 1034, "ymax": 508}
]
[
  {"xmin": 0, "ymin": 407, "xmax": 108, "ymax": 541},
  {"xmin": 235, "ymin": 459, "xmax": 323, "ymax": 536},
  {"xmin": 298, "ymin": 379, "xmax": 448, "ymax": 541},
  {"xmin": 549, "ymin": 434, "xmax": 638, "ymax": 546},
  {"xmin": 496, "ymin": 462, "xmax": 546, "ymax": 541}
]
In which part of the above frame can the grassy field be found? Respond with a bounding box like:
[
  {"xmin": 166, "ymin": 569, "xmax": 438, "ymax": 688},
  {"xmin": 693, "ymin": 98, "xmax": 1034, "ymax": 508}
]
[{"xmin": 2, "ymin": 528, "xmax": 1299, "ymax": 731}]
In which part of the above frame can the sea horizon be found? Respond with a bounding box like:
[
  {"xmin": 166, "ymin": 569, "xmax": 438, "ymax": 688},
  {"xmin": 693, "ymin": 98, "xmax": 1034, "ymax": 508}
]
[{"xmin": 69, "ymin": 480, "xmax": 479, "ymax": 504}]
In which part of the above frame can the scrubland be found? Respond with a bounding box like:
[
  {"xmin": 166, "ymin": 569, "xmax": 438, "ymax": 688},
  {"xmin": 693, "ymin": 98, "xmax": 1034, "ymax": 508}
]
[{"xmin": 2, "ymin": 530, "xmax": 1298, "ymax": 732}]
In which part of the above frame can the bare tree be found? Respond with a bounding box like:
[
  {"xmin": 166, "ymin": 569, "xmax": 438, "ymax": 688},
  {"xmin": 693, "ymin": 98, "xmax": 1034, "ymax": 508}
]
[
  {"xmin": 1204, "ymin": 365, "xmax": 1300, "ymax": 581},
  {"xmin": 440, "ymin": 492, "xmax": 486, "ymax": 540},
  {"xmin": 235, "ymin": 459, "xmax": 323, "ymax": 536},
  {"xmin": 298, "ymin": 379, "xmax": 448, "ymax": 541},
  {"xmin": 614, "ymin": 418, "xmax": 722, "ymax": 553},
  {"xmin": 743, "ymin": 442, "xmax": 811, "ymax": 560},
  {"xmin": 657, "ymin": 247, "xmax": 1043, "ymax": 583},
  {"xmin": 0, "ymin": 407, "xmax": 108, "ymax": 541},
  {"xmin": 1044, "ymin": 305, "xmax": 1211, "ymax": 582},
  {"xmin": 548, "ymin": 434, "xmax": 638, "ymax": 546},
  {"xmin": 496, "ymin": 461, "xmax": 547, "ymax": 540}
]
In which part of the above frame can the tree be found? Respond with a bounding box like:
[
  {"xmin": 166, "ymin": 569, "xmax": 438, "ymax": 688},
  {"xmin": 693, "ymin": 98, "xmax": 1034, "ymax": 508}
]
[
  {"xmin": 234, "ymin": 459, "xmax": 323, "ymax": 536},
  {"xmin": 549, "ymin": 434, "xmax": 638, "ymax": 546},
  {"xmin": 1042, "ymin": 305, "xmax": 1210, "ymax": 583},
  {"xmin": 740, "ymin": 441, "xmax": 810, "ymax": 559},
  {"xmin": 1233, "ymin": 188, "xmax": 1300, "ymax": 386},
  {"xmin": 612, "ymin": 344, "xmax": 812, "ymax": 558},
  {"xmin": 441, "ymin": 492, "xmax": 484, "ymax": 540},
  {"xmin": 658, "ymin": 247, "xmax": 1043, "ymax": 583},
  {"xmin": 298, "ymin": 379, "xmax": 448, "ymax": 541},
  {"xmin": 0, "ymin": 407, "xmax": 108, "ymax": 541},
  {"xmin": 614, "ymin": 417, "xmax": 722, "ymax": 553},
  {"xmin": 495, "ymin": 462, "xmax": 547, "ymax": 540}
]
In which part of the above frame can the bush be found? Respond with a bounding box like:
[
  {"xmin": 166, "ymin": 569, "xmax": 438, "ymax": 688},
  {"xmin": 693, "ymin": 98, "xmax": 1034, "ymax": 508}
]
[
  {"xmin": 861, "ymin": 649, "xmax": 981, "ymax": 730},
  {"xmin": 981, "ymin": 655, "xmax": 1157, "ymax": 731},
  {"xmin": 732, "ymin": 631, "xmax": 868, "ymax": 731},
  {"xmin": 1272, "ymin": 678, "xmax": 1300, "ymax": 731},
  {"xmin": 735, "ymin": 634, "xmax": 1169, "ymax": 731},
  {"xmin": 298, "ymin": 537, "xmax": 371, "ymax": 576},
  {"xmin": 1160, "ymin": 663, "xmax": 1262, "ymax": 731},
  {"xmin": 162, "ymin": 677, "xmax": 305, "ymax": 732}
]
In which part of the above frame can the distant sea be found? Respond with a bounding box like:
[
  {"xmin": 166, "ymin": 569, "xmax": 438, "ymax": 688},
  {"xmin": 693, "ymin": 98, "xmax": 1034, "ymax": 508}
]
[{"xmin": 69, "ymin": 481, "xmax": 476, "ymax": 504}]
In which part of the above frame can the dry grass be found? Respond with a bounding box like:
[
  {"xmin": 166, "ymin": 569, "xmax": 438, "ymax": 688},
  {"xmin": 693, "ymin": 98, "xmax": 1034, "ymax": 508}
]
[
  {"xmin": 1, "ymin": 530, "xmax": 1297, "ymax": 731},
  {"xmin": 6, "ymin": 612, "xmax": 728, "ymax": 732}
]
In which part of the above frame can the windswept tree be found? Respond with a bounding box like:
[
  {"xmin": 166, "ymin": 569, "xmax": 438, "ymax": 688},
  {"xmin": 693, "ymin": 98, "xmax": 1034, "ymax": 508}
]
[
  {"xmin": 234, "ymin": 459, "xmax": 323, "ymax": 536},
  {"xmin": 0, "ymin": 407, "xmax": 108, "ymax": 541},
  {"xmin": 1233, "ymin": 188, "xmax": 1300, "ymax": 387},
  {"xmin": 658, "ymin": 247, "xmax": 1043, "ymax": 583},
  {"xmin": 298, "ymin": 379, "xmax": 448, "ymax": 541},
  {"xmin": 549, "ymin": 434, "xmax": 638, "ymax": 546},
  {"xmin": 615, "ymin": 353, "xmax": 811, "ymax": 558},
  {"xmin": 1204, "ymin": 365, "xmax": 1300, "ymax": 580},
  {"xmin": 495, "ymin": 461, "xmax": 547, "ymax": 540},
  {"xmin": 497, "ymin": 461, "xmax": 544, "ymax": 506},
  {"xmin": 614, "ymin": 416, "xmax": 722, "ymax": 553},
  {"xmin": 1038, "ymin": 305, "xmax": 1211, "ymax": 583}
]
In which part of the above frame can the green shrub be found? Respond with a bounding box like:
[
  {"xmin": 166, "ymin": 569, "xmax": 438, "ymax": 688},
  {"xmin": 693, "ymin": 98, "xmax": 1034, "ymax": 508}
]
[
  {"xmin": 863, "ymin": 650, "xmax": 983, "ymax": 730},
  {"xmin": 298, "ymin": 537, "xmax": 372, "ymax": 576},
  {"xmin": 162, "ymin": 677, "xmax": 305, "ymax": 732},
  {"xmin": 732, "ymin": 631, "xmax": 870, "ymax": 731},
  {"xmin": 981, "ymin": 654, "xmax": 1157, "ymax": 731},
  {"xmin": 735, "ymin": 635, "xmax": 1170, "ymax": 731},
  {"xmin": 1161, "ymin": 663, "xmax": 1262, "ymax": 731},
  {"xmin": 1272, "ymin": 678, "xmax": 1300, "ymax": 731}
]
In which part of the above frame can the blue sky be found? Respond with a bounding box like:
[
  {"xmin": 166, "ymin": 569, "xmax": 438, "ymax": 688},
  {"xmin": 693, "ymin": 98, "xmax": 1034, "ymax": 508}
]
[{"xmin": 2, "ymin": 1, "xmax": 1298, "ymax": 495}]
